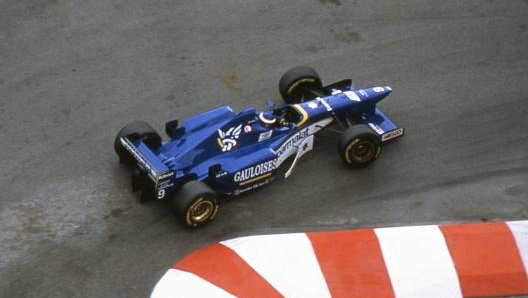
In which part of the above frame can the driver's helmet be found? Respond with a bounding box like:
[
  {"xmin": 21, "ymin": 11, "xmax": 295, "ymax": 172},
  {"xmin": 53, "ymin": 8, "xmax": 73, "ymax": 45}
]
[{"xmin": 258, "ymin": 111, "xmax": 278, "ymax": 128}]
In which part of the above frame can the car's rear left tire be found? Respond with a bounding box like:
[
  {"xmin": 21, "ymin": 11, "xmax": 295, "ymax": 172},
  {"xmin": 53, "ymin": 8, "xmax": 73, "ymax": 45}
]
[
  {"xmin": 173, "ymin": 181, "xmax": 219, "ymax": 228},
  {"xmin": 279, "ymin": 66, "xmax": 323, "ymax": 104},
  {"xmin": 338, "ymin": 124, "xmax": 382, "ymax": 168},
  {"xmin": 114, "ymin": 121, "xmax": 162, "ymax": 164}
]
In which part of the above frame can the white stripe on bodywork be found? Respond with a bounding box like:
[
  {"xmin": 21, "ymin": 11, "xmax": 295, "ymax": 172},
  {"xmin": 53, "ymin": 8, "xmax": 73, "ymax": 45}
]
[
  {"xmin": 507, "ymin": 220, "xmax": 528, "ymax": 277},
  {"xmin": 317, "ymin": 97, "xmax": 333, "ymax": 112},
  {"xmin": 150, "ymin": 269, "xmax": 236, "ymax": 298},
  {"xmin": 221, "ymin": 233, "xmax": 331, "ymax": 298},
  {"xmin": 274, "ymin": 118, "xmax": 333, "ymax": 168},
  {"xmin": 344, "ymin": 90, "xmax": 361, "ymax": 102},
  {"xmin": 375, "ymin": 225, "xmax": 463, "ymax": 298}
]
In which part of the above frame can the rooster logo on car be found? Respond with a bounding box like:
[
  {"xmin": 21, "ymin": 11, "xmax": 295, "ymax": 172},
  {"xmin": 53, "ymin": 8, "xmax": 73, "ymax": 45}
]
[{"xmin": 217, "ymin": 124, "xmax": 242, "ymax": 152}]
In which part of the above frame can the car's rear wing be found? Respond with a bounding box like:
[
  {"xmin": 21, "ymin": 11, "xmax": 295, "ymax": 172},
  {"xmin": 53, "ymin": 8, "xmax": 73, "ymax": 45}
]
[{"xmin": 120, "ymin": 137, "xmax": 178, "ymax": 201}]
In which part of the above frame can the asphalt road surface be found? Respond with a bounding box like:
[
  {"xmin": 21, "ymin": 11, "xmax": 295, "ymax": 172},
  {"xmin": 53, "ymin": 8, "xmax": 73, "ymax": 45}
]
[{"xmin": 1, "ymin": 0, "xmax": 527, "ymax": 297}]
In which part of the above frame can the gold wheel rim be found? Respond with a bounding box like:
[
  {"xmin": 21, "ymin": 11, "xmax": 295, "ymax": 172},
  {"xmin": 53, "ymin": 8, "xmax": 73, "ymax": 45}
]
[{"xmin": 190, "ymin": 199, "xmax": 214, "ymax": 223}]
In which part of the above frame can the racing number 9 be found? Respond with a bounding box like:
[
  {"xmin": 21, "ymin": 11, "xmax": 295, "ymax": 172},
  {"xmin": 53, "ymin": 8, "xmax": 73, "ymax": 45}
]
[{"xmin": 157, "ymin": 189, "xmax": 166, "ymax": 199}]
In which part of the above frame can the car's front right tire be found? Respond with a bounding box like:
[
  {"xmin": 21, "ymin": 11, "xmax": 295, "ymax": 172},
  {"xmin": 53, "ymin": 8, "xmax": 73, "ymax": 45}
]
[{"xmin": 338, "ymin": 124, "xmax": 382, "ymax": 168}]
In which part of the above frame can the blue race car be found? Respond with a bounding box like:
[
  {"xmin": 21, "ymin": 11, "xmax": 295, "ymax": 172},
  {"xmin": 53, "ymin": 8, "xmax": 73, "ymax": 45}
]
[{"xmin": 114, "ymin": 66, "xmax": 404, "ymax": 227}]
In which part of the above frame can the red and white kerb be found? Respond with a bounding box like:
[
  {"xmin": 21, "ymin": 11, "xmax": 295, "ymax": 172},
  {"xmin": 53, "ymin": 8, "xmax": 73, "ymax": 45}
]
[{"xmin": 151, "ymin": 221, "xmax": 528, "ymax": 298}]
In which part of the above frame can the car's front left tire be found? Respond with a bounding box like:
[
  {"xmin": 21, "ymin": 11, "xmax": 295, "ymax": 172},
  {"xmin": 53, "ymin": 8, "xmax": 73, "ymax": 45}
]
[{"xmin": 279, "ymin": 66, "xmax": 323, "ymax": 104}]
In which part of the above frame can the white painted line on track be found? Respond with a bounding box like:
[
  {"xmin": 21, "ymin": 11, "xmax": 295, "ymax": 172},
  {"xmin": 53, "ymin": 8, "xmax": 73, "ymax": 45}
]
[
  {"xmin": 374, "ymin": 225, "xmax": 463, "ymax": 298},
  {"xmin": 507, "ymin": 220, "xmax": 528, "ymax": 278},
  {"xmin": 150, "ymin": 269, "xmax": 236, "ymax": 298},
  {"xmin": 221, "ymin": 233, "xmax": 332, "ymax": 298}
]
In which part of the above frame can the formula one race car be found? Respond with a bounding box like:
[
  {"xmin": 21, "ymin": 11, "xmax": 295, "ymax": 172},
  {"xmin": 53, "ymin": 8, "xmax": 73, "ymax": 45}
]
[{"xmin": 114, "ymin": 66, "xmax": 404, "ymax": 227}]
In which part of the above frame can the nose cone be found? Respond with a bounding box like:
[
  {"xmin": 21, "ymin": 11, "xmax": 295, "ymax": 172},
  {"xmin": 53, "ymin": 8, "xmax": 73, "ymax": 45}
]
[
  {"xmin": 367, "ymin": 86, "xmax": 392, "ymax": 97},
  {"xmin": 355, "ymin": 86, "xmax": 392, "ymax": 103}
]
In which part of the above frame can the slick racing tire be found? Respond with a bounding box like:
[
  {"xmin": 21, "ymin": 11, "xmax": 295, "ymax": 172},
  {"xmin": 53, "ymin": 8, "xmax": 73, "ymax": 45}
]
[
  {"xmin": 338, "ymin": 124, "xmax": 382, "ymax": 168},
  {"xmin": 114, "ymin": 121, "xmax": 162, "ymax": 164},
  {"xmin": 173, "ymin": 181, "xmax": 219, "ymax": 228},
  {"xmin": 279, "ymin": 66, "xmax": 323, "ymax": 104}
]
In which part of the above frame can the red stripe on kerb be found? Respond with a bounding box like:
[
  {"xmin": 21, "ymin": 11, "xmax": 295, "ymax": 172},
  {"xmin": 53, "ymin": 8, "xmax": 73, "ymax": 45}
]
[
  {"xmin": 173, "ymin": 243, "xmax": 283, "ymax": 298},
  {"xmin": 308, "ymin": 229, "xmax": 396, "ymax": 298},
  {"xmin": 440, "ymin": 222, "xmax": 528, "ymax": 297}
]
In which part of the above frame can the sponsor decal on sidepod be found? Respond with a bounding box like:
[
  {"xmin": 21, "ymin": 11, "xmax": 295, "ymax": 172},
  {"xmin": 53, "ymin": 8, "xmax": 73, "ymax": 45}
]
[{"xmin": 233, "ymin": 160, "xmax": 276, "ymax": 183}]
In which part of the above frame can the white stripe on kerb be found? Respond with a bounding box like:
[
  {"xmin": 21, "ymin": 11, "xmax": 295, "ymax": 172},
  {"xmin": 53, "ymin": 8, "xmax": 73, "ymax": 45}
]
[
  {"xmin": 507, "ymin": 220, "xmax": 528, "ymax": 277},
  {"xmin": 221, "ymin": 233, "xmax": 332, "ymax": 298},
  {"xmin": 375, "ymin": 225, "xmax": 463, "ymax": 298},
  {"xmin": 150, "ymin": 269, "xmax": 236, "ymax": 298}
]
